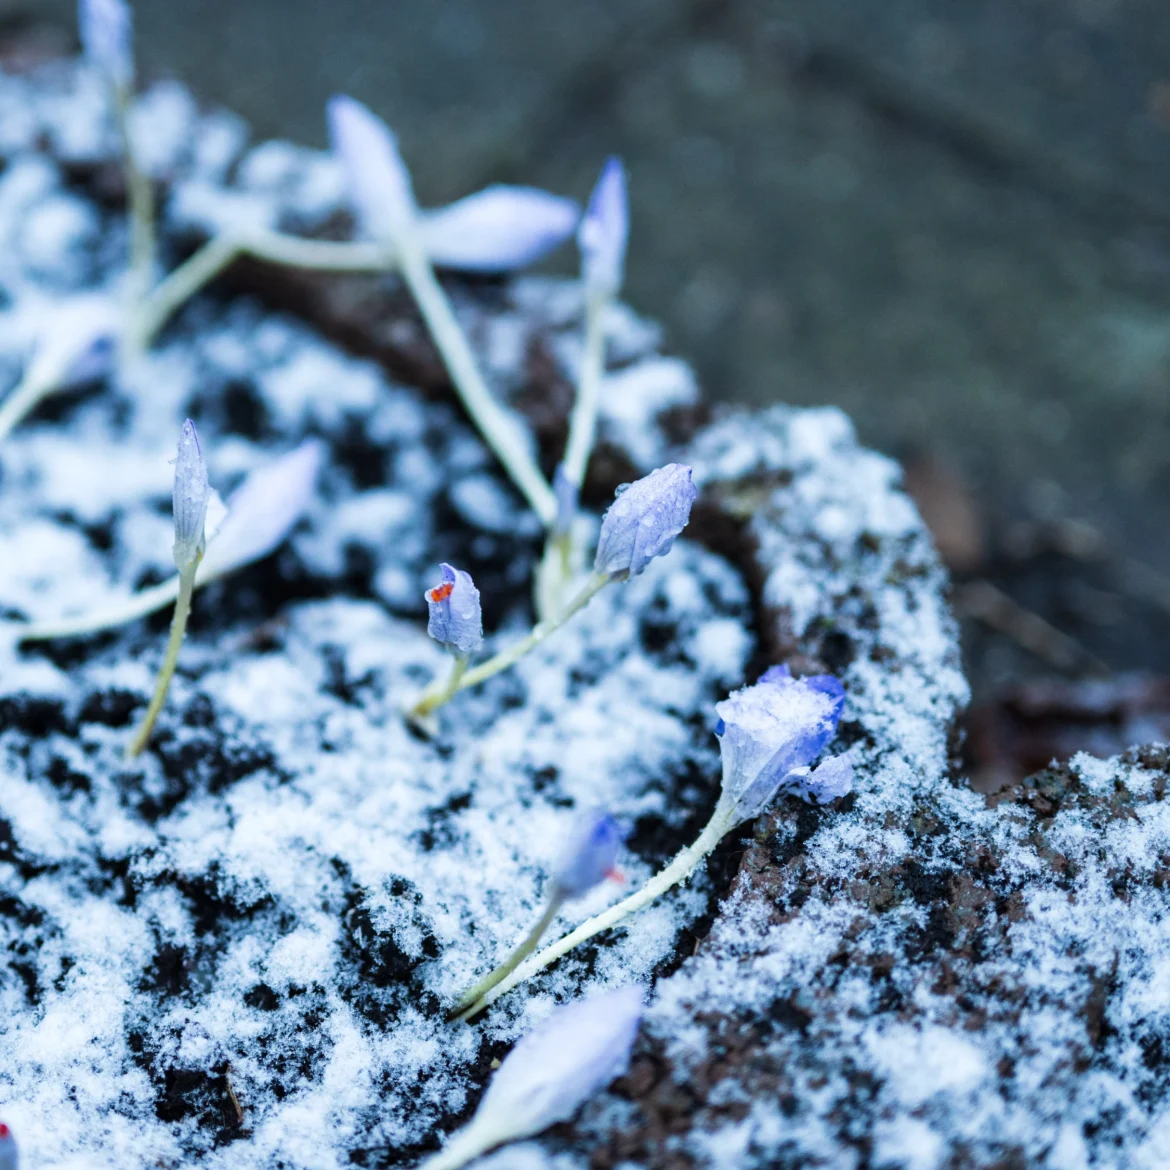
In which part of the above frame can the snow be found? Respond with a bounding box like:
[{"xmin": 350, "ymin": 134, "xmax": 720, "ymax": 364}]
[{"xmin": 1, "ymin": 52, "xmax": 1168, "ymax": 1170}]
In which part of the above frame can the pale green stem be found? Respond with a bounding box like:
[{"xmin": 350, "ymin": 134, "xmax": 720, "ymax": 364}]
[
  {"xmin": 132, "ymin": 231, "xmax": 397, "ymax": 350},
  {"xmin": 114, "ymin": 85, "xmax": 156, "ymax": 335},
  {"xmin": 533, "ymin": 527, "xmax": 575, "ymax": 624},
  {"xmin": 409, "ymin": 654, "xmax": 469, "ymax": 719},
  {"xmin": 0, "ymin": 353, "xmax": 81, "ymax": 447},
  {"xmin": 449, "ymin": 897, "xmax": 563, "ymax": 1019},
  {"xmin": 129, "ymin": 234, "xmax": 241, "ymax": 351},
  {"xmin": 396, "ymin": 239, "xmax": 557, "ymax": 527},
  {"xmin": 560, "ymin": 289, "xmax": 608, "ymax": 491},
  {"xmin": 410, "ymin": 573, "xmax": 611, "ymax": 719},
  {"xmin": 456, "ymin": 806, "xmax": 734, "ymax": 1022},
  {"xmin": 125, "ymin": 565, "xmax": 197, "ymax": 757},
  {"xmin": 415, "ymin": 1118, "xmax": 515, "ymax": 1170}
]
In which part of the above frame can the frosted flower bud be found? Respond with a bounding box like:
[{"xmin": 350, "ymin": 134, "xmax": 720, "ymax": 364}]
[
  {"xmin": 425, "ymin": 563, "xmax": 483, "ymax": 658},
  {"xmin": 199, "ymin": 440, "xmax": 323, "ymax": 580},
  {"xmin": 172, "ymin": 419, "xmax": 210, "ymax": 573},
  {"xmin": 327, "ymin": 94, "xmax": 416, "ymax": 241},
  {"xmin": 552, "ymin": 810, "xmax": 626, "ymax": 901},
  {"xmin": 594, "ymin": 463, "xmax": 698, "ymax": 580},
  {"xmin": 0, "ymin": 1122, "xmax": 17, "ymax": 1170},
  {"xmin": 78, "ymin": 0, "xmax": 133, "ymax": 90},
  {"xmin": 418, "ymin": 185, "xmax": 579, "ymax": 272},
  {"xmin": 578, "ymin": 156, "xmax": 628, "ymax": 297},
  {"xmin": 471, "ymin": 987, "xmax": 642, "ymax": 1145},
  {"xmin": 714, "ymin": 668, "xmax": 845, "ymax": 825}
]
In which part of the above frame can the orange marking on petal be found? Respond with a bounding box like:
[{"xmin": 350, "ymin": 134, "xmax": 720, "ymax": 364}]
[{"xmin": 427, "ymin": 581, "xmax": 455, "ymax": 603}]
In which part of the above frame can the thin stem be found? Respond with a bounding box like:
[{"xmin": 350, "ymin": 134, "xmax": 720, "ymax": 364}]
[
  {"xmin": 409, "ymin": 654, "xmax": 469, "ymax": 718},
  {"xmin": 396, "ymin": 241, "xmax": 557, "ymax": 527},
  {"xmin": 242, "ymin": 230, "xmax": 395, "ymax": 271},
  {"xmin": 114, "ymin": 86, "xmax": 156, "ymax": 324},
  {"xmin": 560, "ymin": 289, "xmax": 608, "ymax": 491},
  {"xmin": 125, "ymin": 568, "xmax": 196, "ymax": 758},
  {"xmin": 456, "ymin": 807, "xmax": 733, "ymax": 1022},
  {"xmin": 130, "ymin": 235, "xmax": 241, "ymax": 350},
  {"xmin": 0, "ymin": 369, "xmax": 59, "ymax": 447},
  {"xmin": 410, "ymin": 573, "xmax": 611, "ymax": 719},
  {"xmin": 449, "ymin": 897, "xmax": 563, "ymax": 1019}
]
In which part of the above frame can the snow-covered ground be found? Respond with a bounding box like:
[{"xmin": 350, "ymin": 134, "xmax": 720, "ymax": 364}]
[{"xmin": 1, "ymin": 54, "xmax": 1168, "ymax": 1170}]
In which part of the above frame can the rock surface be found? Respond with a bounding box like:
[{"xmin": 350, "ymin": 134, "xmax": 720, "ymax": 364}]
[{"xmin": 0, "ymin": 56, "xmax": 1167, "ymax": 1170}]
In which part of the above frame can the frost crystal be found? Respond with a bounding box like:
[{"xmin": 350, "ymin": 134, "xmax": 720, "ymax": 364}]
[
  {"xmin": 552, "ymin": 810, "xmax": 626, "ymax": 900},
  {"xmin": 594, "ymin": 463, "xmax": 698, "ymax": 580},
  {"xmin": 0, "ymin": 1124, "xmax": 15, "ymax": 1170},
  {"xmin": 472, "ymin": 987, "xmax": 642, "ymax": 1143},
  {"xmin": 797, "ymin": 752, "xmax": 855, "ymax": 805},
  {"xmin": 419, "ymin": 185, "xmax": 579, "ymax": 272},
  {"xmin": 578, "ymin": 156, "xmax": 628, "ymax": 297},
  {"xmin": 327, "ymin": 94, "xmax": 415, "ymax": 240},
  {"xmin": 171, "ymin": 418, "xmax": 210, "ymax": 573},
  {"xmin": 425, "ymin": 563, "xmax": 483, "ymax": 657},
  {"xmin": 199, "ymin": 440, "xmax": 323, "ymax": 580},
  {"xmin": 715, "ymin": 667, "xmax": 845, "ymax": 824},
  {"xmin": 78, "ymin": 0, "xmax": 133, "ymax": 90}
]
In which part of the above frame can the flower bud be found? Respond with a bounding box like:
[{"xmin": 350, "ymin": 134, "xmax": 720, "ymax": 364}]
[
  {"xmin": 470, "ymin": 987, "xmax": 642, "ymax": 1144},
  {"xmin": 578, "ymin": 156, "xmax": 628, "ymax": 298},
  {"xmin": 79, "ymin": 0, "xmax": 133, "ymax": 90},
  {"xmin": 594, "ymin": 463, "xmax": 698, "ymax": 580},
  {"xmin": 172, "ymin": 419, "xmax": 210, "ymax": 573},
  {"xmin": 327, "ymin": 94, "xmax": 415, "ymax": 241},
  {"xmin": 425, "ymin": 564, "xmax": 483, "ymax": 658},
  {"xmin": 715, "ymin": 668, "xmax": 845, "ymax": 825},
  {"xmin": 419, "ymin": 185, "xmax": 579, "ymax": 272},
  {"xmin": 552, "ymin": 810, "xmax": 625, "ymax": 901}
]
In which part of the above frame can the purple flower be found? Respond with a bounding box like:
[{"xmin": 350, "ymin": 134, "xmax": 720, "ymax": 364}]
[
  {"xmin": 594, "ymin": 463, "xmax": 698, "ymax": 580},
  {"xmin": 327, "ymin": 94, "xmax": 416, "ymax": 240},
  {"xmin": 578, "ymin": 156, "xmax": 628, "ymax": 297},
  {"xmin": 552, "ymin": 811, "xmax": 626, "ymax": 901},
  {"xmin": 425, "ymin": 563, "xmax": 483, "ymax": 658},
  {"xmin": 470, "ymin": 987, "xmax": 642, "ymax": 1143},
  {"xmin": 172, "ymin": 420, "xmax": 210, "ymax": 573},
  {"xmin": 714, "ymin": 668, "xmax": 845, "ymax": 825},
  {"xmin": 419, "ymin": 185, "xmax": 579, "ymax": 272},
  {"xmin": 79, "ymin": 0, "xmax": 133, "ymax": 89},
  {"xmin": 199, "ymin": 440, "xmax": 324, "ymax": 581}
]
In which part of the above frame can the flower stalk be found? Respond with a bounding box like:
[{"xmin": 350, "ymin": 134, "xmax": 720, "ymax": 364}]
[
  {"xmin": 124, "ymin": 563, "xmax": 196, "ymax": 757},
  {"xmin": 409, "ymin": 571, "xmax": 611, "ymax": 719},
  {"xmin": 456, "ymin": 807, "xmax": 732, "ymax": 1022}
]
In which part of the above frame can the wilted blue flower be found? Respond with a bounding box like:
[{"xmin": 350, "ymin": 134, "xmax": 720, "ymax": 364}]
[
  {"xmin": 172, "ymin": 419, "xmax": 210, "ymax": 573},
  {"xmin": 425, "ymin": 563, "xmax": 483, "ymax": 658},
  {"xmin": 594, "ymin": 463, "xmax": 698, "ymax": 580},
  {"xmin": 79, "ymin": 0, "xmax": 133, "ymax": 89},
  {"xmin": 419, "ymin": 185, "xmax": 579, "ymax": 272},
  {"xmin": 467, "ymin": 987, "xmax": 641, "ymax": 1146},
  {"xmin": 327, "ymin": 94, "xmax": 416, "ymax": 240},
  {"xmin": 578, "ymin": 156, "xmax": 628, "ymax": 297},
  {"xmin": 714, "ymin": 668, "xmax": 845, "ymax": 825},
  {"xmin": 552, "ymin": 811, "xmax": 626, "ymax": 900}
]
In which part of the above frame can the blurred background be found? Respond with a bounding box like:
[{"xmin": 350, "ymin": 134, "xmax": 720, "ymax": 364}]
[{"xmin": 8, "ymin": 0, "xmax": 1170, "ymax": 781}]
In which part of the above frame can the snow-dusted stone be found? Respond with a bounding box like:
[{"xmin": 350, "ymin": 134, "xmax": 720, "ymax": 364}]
[{"xmin": 0, "ymin": 52, "xmax": 1167, "ymax": 1170}]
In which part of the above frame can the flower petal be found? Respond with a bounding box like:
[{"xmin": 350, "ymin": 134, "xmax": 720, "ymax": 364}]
[
  {"xmin": 200, "ymin": 440, "xmax": 324, "ymax": 580},
  {"xmin": 418, "ymin": 185, "xmax": 579, "ymax": 272}
]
